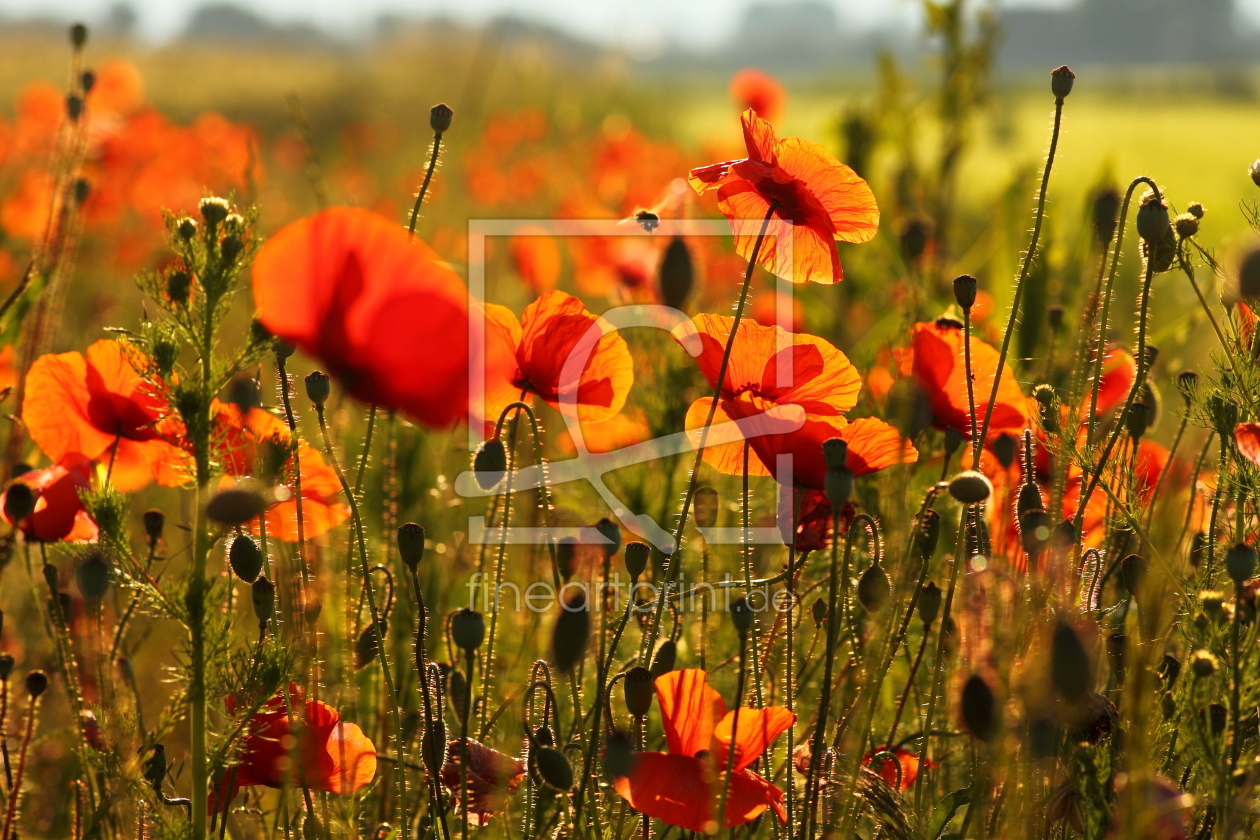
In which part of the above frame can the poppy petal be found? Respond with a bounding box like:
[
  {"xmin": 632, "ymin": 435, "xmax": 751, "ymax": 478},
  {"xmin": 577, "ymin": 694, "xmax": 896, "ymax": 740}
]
[
  {"xmin": 655, "ymin": 669, "xmax": 726, "ymax": 758},
  {"xmin": 613, "ymin": 752, "xmax": 712, "ymax": 833},
  {"xmin": 684, "ymin": 398, "xmax": 773, "ymax": 479},
  {"xmin": 713, "ymin": 706, "xmax": 796, "ymax": 773}
]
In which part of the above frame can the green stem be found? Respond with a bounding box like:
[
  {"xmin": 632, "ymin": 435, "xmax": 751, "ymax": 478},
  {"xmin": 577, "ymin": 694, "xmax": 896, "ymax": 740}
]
[
  {"xmin": 408, "ymin": 133, "xmax": 444, "ymax": 238},
  {"xmin": 715, "ymin": 633, "xmax": 748, "ymax": 834}
]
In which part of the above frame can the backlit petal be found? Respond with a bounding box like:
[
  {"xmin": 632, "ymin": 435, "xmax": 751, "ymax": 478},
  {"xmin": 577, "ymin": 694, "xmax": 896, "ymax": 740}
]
[{"xmin": 655, "ymin": 669, "xmax": 726, "ymax": 758}]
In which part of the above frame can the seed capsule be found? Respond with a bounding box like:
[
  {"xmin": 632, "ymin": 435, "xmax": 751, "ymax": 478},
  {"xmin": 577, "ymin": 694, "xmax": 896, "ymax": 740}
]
[
  {"xmin": 451, "ymin": 608, "xmax": 486, "ymax": 652},
  {"xmin": 1050, "ymin": 65, "xmax": 1075, "ymax": 101},
  {"xmin": 398, "ymin": 523, "xmax": 426, "ymax": 570},
  {"xmin": 1227, "ymin": 542, "xmax": 1257, "ymax": 584},
  {"xmin": 76, "ymin": 552, "xmax": 112, "ymax": 600},
  {"xmin": 857, "ymin": 564, "xmax": 891, "ymax": 613},
  {"xmin": 430, "ymin": 103, "xmax": 454, "ymax": 135},
  {"xmin": 623, "ymin": 666, "xmax": 655, "ymax": 717},
  {"xmin": 948, "ymin": 471, "xmax": 992, "ymax": 504},
  {"xmin": 25, "ymin": 670, "xmax": 48, "ymax": 698},
  {"xmin": 918, "ymin": 582, "xmax": 942, "ymax": 627},
  {"xmin": 304, "ymin": 371, "xmax": 331, "ymax": 407},
  {"xmin": 952, "ymin": 274, "xmax": 977, "ymax": 310},
  {"xmin": 206, "ymin": 487, "xmax": 268, "ymax": 526},
  {"xmin": 143, "ymin": 508, "xmax": 165, "ymax": 542},
  {"xmin": 624, "ymin": 541, "xmax": 649, "ymax": 583},
  {"xmin": 693, "ymin": 486, "xmax": 719, "ymax": 529},
  {"xmin": 811, "ymin": 597, "xmax": 828, "ymax": 627},
  {"xmin": 594, "ymin": 518, "xmax": 621, "ymax": 560},
  {"xmin": 730, "ymin": 596, "xmax": 755, "ymax": 638},
  {"xmin": 252, "ymin": 576, "xmax": 275, "ymax": 625}
]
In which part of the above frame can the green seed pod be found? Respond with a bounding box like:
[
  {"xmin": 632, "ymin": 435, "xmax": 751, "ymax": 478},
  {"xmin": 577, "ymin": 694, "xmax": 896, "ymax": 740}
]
[
  {"xmin": 919, "ymin": 510, "xmax": 941, "ymax": 562},
  {"xmin": 1125, "ymin": 402, "xmax": 1150, "ymax": 440},
  {"xmin": 594, "ymin": 517, "xmax": 622, "ymax": 560},
  {"xmin": 252, "ymin": 576, "xmax": 275, "ymax": 625},
  {"xmin": 229, "ymin": 536, "xmax": 264, "ymax": 583},
  {"xmin": 1226, "ymin": 541, "xmax": 1257, "ymax": 585},
  {"xmin": 824, "ymin": 465, "xmax": 853, "ymax": 509},
  {"xmin": 1136, "ymin": 191, "xmax": 1175, "ymax": 273},
  {"xmin": 693, "ymin": 486, "xmax": 719, "ymax": 529},
  {"xmin": 70, "ymin": 22, "xmax": 88, "ymax": 47},
  {"xmin": 658, "ymin": 236, "xmax": 694, "ymax": 311},
  {"xmin": 142, "ymin": 508, "xmax": 165, "ymax": 543},
  {"xmin": 3, "ymin": 483, "xmax": 35, "ymax": 522},
  {"xmin": 451, "ymin": 608, "xmax": 486, "ymax": 652},
  {"xmin": 473, "ymin": 439, "xmax": 507, "ymax": 490},
  {"xmin": 603, "ymin": 729, "xmax": 636, "ymax": 780},
  {"xmin": 448, "ymin": 670, "xmax": 469, "ymax": 719},
  {"xmin": 730, "ymin": 596, "xmax": 755, "ymax": 639},
  {"xmin": 25, "ymin": 670, "xmax": 48, "ymax": 698},
  {"xmin": 1050, "ymin": 65, "xmax": 1075, "ymax": 101},
  {"xmin": 811, "ymin": 597, "xmax": 828, "ymax": 627},
  {"xmin": 1020, "ymin": 510, "xmax": 1053, "ymax": 557},
  {"xmin": 822, "ymin": 438, "xmax": 848, "ymax": 471},
  {"xmin": 398, "ymin": 523, "xmax": 426, "ymax": 570},
  {"xmin": 206, "ymin": 487, "xmax": 268, "ymax": 526},
  {"xmin": 649, "ymin": 640, "xmax": 677, "ymax": 678},
  {"xmin": 948, "ymin": 471, "xmax": 992, "ymax": 504},
  {"xmin": 304, "ymin": 371, "xmax": 331, "ymax": 407},
  {"xmin": 533, "ymin": 746, "xmax": 574, "ymax": 791},
  {"xmin": 272, "ymin": 337, "xmax": 295, "ymax": 359},
  {"xmin": 430, "ymin": 103, "xmax": 454, "ymax": 135},
  {"xmin": 1051, "ymin": 622, "xmax": 1093, "ymax": 702},
  {"xmin": 76, "ymin": 552, "xmax": 111, "ymax": 600},
  {"xmin": 961, "ymin": 674, "xmax": 1000, "ymax": 743},
  {"xmin": 952, "ymin": 274, "xmax": 977, "ymax": 310},
  {"xmin": 992, "ymin": 434, "xmax": 1017, "ymax": 470},
  {"xmin": 623, "ymin": 666, "xmax": 654, "ymax": 717},
  {"xmin": 857, "ymin": 564, "xmax": 891, "ymax": 613},
  {"xmin": 624, "ymin": 541, "xmax": 650, "ymax": 583},
  {"xmin": 918, "ymin": 582, "xmax": 942, "ymax": 627},
  {"xmin": 551, "ymin": 591, "xmax": 590, "ymax": 674}
]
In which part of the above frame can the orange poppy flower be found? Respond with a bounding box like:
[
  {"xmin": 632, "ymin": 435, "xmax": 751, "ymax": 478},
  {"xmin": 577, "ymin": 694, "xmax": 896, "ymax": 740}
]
[
  {"xmin": 688, "ymin": 110, "xmax": 878, "ymax": 284},
  {"xmin": 777, "ymin": 486, "xmax": 855, "ymax": 552},
  {"xmin": 675, "ymin": 315, "xmax": 915, "ymax": 489},
  {"xmin": 1237, "ymin": 423, "xmax": 1260, "ymax": 466},
  {"xmin": 0, "ymin": 454, "xmax": 98, "ymax": 543},
  {"xmin": 613, "ymin": 668, "xmax": 795, "ymax": 833},
  {"xmin": 895, "ymin": 319, "xmax": 1031, "ymax": 445},
  {"xmin": 24, "ymin": 340, "xmax": 188, "ymax": 492},
  {"xmin": 861, "ymin": 746, "xmax": 934, "ymax": 792},
  {"xmin": 211, "ymin": 401, "xmax": 349, "ymax": 542},
  {"xmin": 483, "ymin": 289, "xmax": 633, "ymax": 425},
  {"xmin": 251, "ymin": 207, "xmax": 478, "ymax": 429},
  {"xmin": 213, "ymin": 684, "xmax": 375, "ymax": 810},
  {"xmin": 510, "ymin": 225, "xmax": 562, "ymax": 294},
  {"xmin": 729, "ymin": 68, "xmax": 787, "ymax": 124},
  {"xmin": 0, "ymin": 343, "xmax": 17, "ymax": 393},
  {"xmin": 440, "ymin": 738, "xmax": 527, "ymax": 827},
  {"xmin": 556, "ymin": 409, "xmax": 653, "ymax": 456},
  {"xmin": 1095, "ymin": 346, "xmax": 1136, "ymax": 417}
]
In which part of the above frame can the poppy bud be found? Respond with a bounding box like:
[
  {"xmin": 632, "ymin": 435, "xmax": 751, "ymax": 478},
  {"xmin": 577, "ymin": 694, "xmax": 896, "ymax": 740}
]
[
  {"xmin": 3, "ymin": 483, "xmax": 35, "ymax": 522},
  {"xmin": 448, "ymin": 669, "xmax": 469, "ymax": 719},
  {"xmin": 556, "ymin": 536, "xmax": 578, "ymax": 581},
  {"xmin": 919, "ymin": 582, "xmax": 942, "ymax": 627},
  {"xmin": 658, "ymin": 237, "xmax": 694, "ymax": 311},
  {"xmin": 252, "ymin": 576, "xmax": 275, "ymax": 625},
  {"xmin": 961, "ymin": 674, "xmax": 999, "ymax": 742},
  {"xmin": 473, "ymin": 439, "xmax": 507, "ymax": 490},
  {"xmin": 0, "ymin": 654, "xmax": 11, "ymax": 680},
  {"xmin": 1136, "ymin": 191, "xmax": 1175, "ymax": 273},
  {"xmin": 1226, "ymin": 541, "xmax": 1257, "ymax": 585},
  {"xmin": 649, "ymin": 639, "xmax": 677, "ymax": 678},
  {"xmin": 918, "ymin": 509, "xmax": 941, "ymax": 561},
  {"xmin": 199, "ymin": 196, "xmax": 230, "ymax": 228},
  {"xmin": 693, "ymin": 486, "xmax": 719, "ymax": 529},
  {"xmin": 730, "ymin": 596, "xmax": 754, "ymax": 639},
  {"xmin": 603, "ymin": 729, "xmax": 636, "ymax": 780},
  {"xmin": 824, "ymin": 465, "xmax": 853, "ymax": 508},
  {"xmin": 1191, "ymin": 649, "xmax": 1218, "ymax": 679},
  {"xmin": 948, "ymin": 471, "xmax": 992, "ymax": 504},
  {"xmin": 595, "ymin": 517, "xmax": 621, "ymax": 560},
  {"xmin": 25, "ymin": 670, "xmax": 48, "ymax": 698},
  {"xmin": 229, "ymin": 535, "xmax": 264, "ymax": 582},
  {"xmin": 76, "ymin": 552, "xmax": 111, "ymax": 600},
  {"xmin": 534, "ymin": 746, "xmax": 574, "ymax": 791},
  {"xmin": 952, "ymin": 274, "xmax": 977, "ymax": 311},
  {"xmin": 857, "ymin": 564, "xmax": 891, "ymax": 613},
  {"xmin": 272, "ymin": 337, "xmax": 295, "ymax": 360},
  {"xmin": 421, "ymin": 719, "xmax": 446, "ymax": 774},
  {"xmin": 1176, "ymin": 370, "xmax": 1198, "ymax": 406},
  {"xmin": 624, "ymin": 541, "xmax": 649, "ymax": 583},
  {"xmin": 1125, "ymin": 402, "xmax": 1150, "ymax": 440},
  {"xmin": 430, "ymin": 103, "xmax": 454, "ymax": 135},
  {"xmin": 1050, "ymin": 65, "xmax": 1075, "ymax": 101},
  {"xmin": 886, "ymin": 378, "xmax": 933, "ymax": 439},
  {"xmin": 143, "ymin": 745, "xmax": 167, "ymax": 791},
  {"xmin": 1047, "ymin": 306, "xmax": 1064, "ymax": 333},
  {"xmin": 451, "ymin": 608, "xmax": 485, "ymax": 652},
  {"xmin": 70, "ymin": 22, "xmax": 88, "ymax": 46},
  {"xmin": 1092, "ymin": 187, "xmax": 1121, "ymax": 248},
  {"xmin": 206, "ymin": 486, "xmax": 268, "ymax": 525},
  {"xmin": 143, "ymin": 508, "xmax": 165, "ymax": 543},
  {"xmin": 304, "ymin": 371, "xmax": 331, "ymax": 407},
  {"xmin": 398, "ymin": 523, "xmax": 425, "ymax": 570},
  {"xmin": 1158, "ymin": 654, "xmax": 1181, "ymax": 687},
  {"xmin": 356, "ymin": 619, "xmax": 387, "ymax": 669},
  {"xmin": 305, "ymin": 600, "xmax": 322, "ymax": 625},
  {"xmin": 1017, "ymin": 482, "xmax": 1044, "ymax": 521},
  {"xmin": 224, "ymin": 373, "xmax": 260, "ymax": 415},
  {"xmin": 1021, "ymin": 510, "xmax": 1053, "ymax": 558},
  {"xmin": 1051, "ymin": 622, "xmax": 1093, "ymax": 702},
  {"xmin": 1119, "ymin": 554, "xmax": 1147, "ymax": 599},
  {"xmin": 1174, "ymin": 212, "xmax": 1199, "ymax": 240},
  {"xmin": 42, "ymin": 563, "xmax": 59, "ymax": 593},
  {"xmin": 623, "ymin": 666, "xmax": 654, "ymax": 717},
  {"xmin": 166, "ymin": 270, "xmax": 192, "ymax": 304},
  {"xmin": 551, "ymin": 591, "xmax": 590, "ymax": 673},
  {"xmin": 1032, "ymin": 385, "xmax": 1060, "ymax": 435},
  {"xmin": 1050, "ymin": 520, "xmax": 1076, "ymax": 555},
  {"xmin": 1251, "ymin": 160, "xmax": 1260, "ymax": 189},
  {"xmin": 811, "ymin": 597, "xmax": 828, "ymax": 627}
]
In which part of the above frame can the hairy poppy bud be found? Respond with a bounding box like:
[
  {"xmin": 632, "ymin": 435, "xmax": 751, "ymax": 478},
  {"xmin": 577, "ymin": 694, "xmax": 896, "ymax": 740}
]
[
  {"xmin": 143, "ymin": 508, "xmax": 165, "ymax": 543},
  {"xmin": 272, "ymin": 337, "xmax": 295, "ymax": 360},
  {"xmin": 452, "ymin": 608, "xmax": 486, "ymax": 652},
  {"xmin": 1119, "ymin": 554, "xmax": 1147, "ymax": 599},
  {"xmin": 421, "ymin": 720, "xmax": 446, "ymax": 774},
  {"xmin": 1226, "ymin": 541, "xmax": 1257, "ymax": 585},
  {"xmin": 649, "ymin": 639, "xmax": 677, "ymax": 678},
  {"xmin": 1251, "ymin": 160, "xmax": 1260, "ymax": 188},
  {"xmin": 1051, "ymin": 622, "xmax": 1093, "ymax": 702},
  {"xmin": 76, "ymin": 552, "xmax": 111, "ymax": 600},
  {"xmin": 229, "ymin": 535, "xmax": 264, "ymax": 582},
  {"xmin": 948, "ymin": 471, "xmax": 992, "ymax": 504},
  {"xmin": 1092, "ymin": 187, "xmax": 1120, "ymax": 248},
  {"xmin": 70, "ymin": 22, "xmax": 88, "ymax": 46},
  {"xmin": 551, "ymin": 591, "xmax": 590, "ymax": 673},
  {"xmin": 1191, "ymin": 650, "xmax": 1218, "ymax": 679},
  {"xmin": 952, "ymin": 274, "xmax": 977, "ymax": 311},
  {"xmin": 1017, "ymin": 482, "xmax": 1044, "ymax": 521},
  {"xmin": 206, "ymin": 486, "xmax": 268, "ymax": 525},
  {"xmin": 658, "ymin": 237, "xmax": 694, "ymax": 311},
  {"xmin": 355, "ymin": 619, "xmax": 387, "ymax": 669},
  {"xmin": 1032, "ymin": 385, "xmax": 1060, "ymax": 435},
  {"xmin": 448, "ymin": 670, "xmax": 469, "ymax": 719},
  {"xmin": 0, "ymin": 654, "xmax": 12, "ymax": 680},
  {"xmin": 166, "ymin": 270, "xmax": 191, "ymax": 304},
  {"xmin": 534, "ymin": 746, "xmax": 574, "ymax": 791},
  {"xmin": 730, "ymin": 596, "xmax": 755, "ymax": 639},
  {"xmin": 224, "ymin": 373, "xmax": 260, "ymax": 415},
  {"xmin": 3, "ymin": 483, "xmax": 34, "ymax": 522},
  {"xmin": 857, "ymin": 564, "xmax": 891, "ymax": 613},
  {"xmin": 252, "ymin": 576, "xmax": 275, "ymax": 625},
  {"xmin": 603, "ymin": 729, "xmax": 636, "ymax": 780},
  {"xmin": 304, "ymin": 371, "xmax": 331, "ymax": 407},
  {"xmin": 1136, "ymin": 191, "xmax": 1175, "ymax": 273},
  {"xmin": 919, "ymin": 582, "xmax": 942, "ymax": 627},
  {"xmin": 1125, "ymin": 402, "xmax": 1150, "ymax": 440},
  {"xmin": 1047, "ymin": 306, "xmax": 1065, "ymax": 333},
  {"xmin": 1050, "ymin": 65, "xmax": 1075, "ymax": 101},
  {"xmin": 624, "ymin": 541, "xmax": 649, "ymax": 583},
  {"xmin": 961, "ymin": 674, "xmax": 999, "ymax": 742},
  {"xmin": 430, "ymin": 103, "xmax": 454, "ymax": 135},
  {"xmin": 398, "ymin": 523, "xmax": 425, "ymax": 570},
  {"xmin": 1051, "ymin": 519, "xmax": 1076, "ymax": 555},
  {"xmin": 623, "ymin": 666, "xmax": 654, "ymax": 717},
  {"xmin": 1174, "ymin": 212, "xmax": 1200, "ymax": 240},
  {"xmin": 693, "ymin": 486, "xmax": 719, "ymax": 529},
  {"xmin": 1021, "ymin": 510, "xmax": 1053, "ymax": 557},
  {"xmin": 595, "ymin": 517, "xmax": 621, "ymax": 560},
  {"xmin": 919, "ymin": 510, "xmax": 941, "ymax": 561},
  {"xmin": 25, "ymin": 670, "xmax": 48, "ymax": 698},
  {"xmin": 199, "ymin": 196, "xmax": 230, "ymax": 228},
  {"xmin": 473, "ymin": 439, "xmax": 507, "ymax": 490},
  {"xmin": 811, "ymin": 597, "xmax": 828, "ymax": 627}
]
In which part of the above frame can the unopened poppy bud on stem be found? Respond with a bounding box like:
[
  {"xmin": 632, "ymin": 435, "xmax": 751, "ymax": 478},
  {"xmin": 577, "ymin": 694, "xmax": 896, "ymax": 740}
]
[
  {"xmin": 1050, "ymin": 65, "xmax": 1075, "ymax": 102},
  {"xmin": 551, "ymin": 591, "xmax": 590, "ymax": 673},
  {"xmin": 919, "ymin": 582, "xmax": 942, "ymax": 626},
  {"xmin": 143, "ymin": 508, "xmax": 165, "ymax": 543},
  {"xmin": 961, "ymin": 673, "xmax": 999, "ymax": 742},
  {"xmin": 304, "ymin": 370, "xmax": 331, "ymax": 407},
  {"xmin": 473, "ymin": 438, "xmax": 507, "ymax": 490},
  {"xmin": 430, "ymin": 103, "xmax": 453, "ymax": 136},
  {"xmin": 623, "ymin": 666, "xmax": 654, "ymax": 717},
  {"xmin": 730, "ymin": 596, "xmax": 754, "ymax": 639},
  {"xmin": 398, "ymin": 522, "xmax": 425, "ymax": 570},
  {"xmin": 0, "ymin": 653, "xmax": 12, "ymax": 680},
  {"xmin": 451, "ymin": 607, "xmax": 485, "ymax": 652},
  {"xmin": 252, "ymin": 576, "xmax": 275, "ymax": 625},
  {"xmin": 1225, "ymin": 541, "xmax": 1257, "ymax": 585},
  {"xmin": 206, "ymin": 486, "xmax": 268, "ymax": 525},
  {"xmin": 857, "ymin": 564, "xmax": 891, "ymax": 613},
  {"xmin": 70, "ymin": 22, "xmax": 87, "ymax": 47},
  {"xmin": 25, "ymin": 670, "xmax": 48, "ymax": 698},
  {"xmin": 229, "ymin": 535, "xmax": 264, "ymax": 582},
  {"xmin": 76, "ymin": 553, "xmax": 111, "ymax": 600},
  {"xmin": 649, "ymin": 639, "xmax": 676, "ymax": 677}
]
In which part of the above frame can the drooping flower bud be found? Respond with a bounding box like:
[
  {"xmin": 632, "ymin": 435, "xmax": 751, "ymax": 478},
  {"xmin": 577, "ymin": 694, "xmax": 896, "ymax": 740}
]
[
  {"xmin": 451, "ymin": 608, "xmax": 486, "ymax": 652},
  {"xmin": 649, "ymin": 639, "xmax": 677, "ymax": 678},
  {"xmin": 1047, "ymin": 306, "xmax": 1064, "ymax": 333},
  {"xmin": 0, "ymin": 654, "xmax": 11, "ymax": 680},
  {"xmin": 398, "ymin": 523, "xmax": 426, "ymax": 570},
  {"xmin": 1125, "ymin": 402, "xmax": 1150, "ymax": 440},
  {"xmin": 857, "ymin": 564, "xmax": 891, "ymax": 613},
  {"xmin": 1119, "ymin": 553, "xmax": 1147, "ymax": 599},
  {"xmin": 811, "ymin": 597, "xmax": 828, "ymax": 627},
  {"xmin": 206, "ymin": 486, "xmax": 268, "ymax": 525},
  {"xmin": 473, "ymin": 438, "xmax": 507, "ymax": 490},
  {"xmin": 533, "ymin": 746, "xmax": 574, "ymax": 791},
  {"xmin": 1250, "ymin": 160, "xmax": 1260, "ymax": 189},
  {"xmin": 1092, "ymin": 186, "xmax": 1121, "ymax": 248},
  {"xmin": 603, "ymin": 729, "xmax": 636, "ymax": 780},
  {"xmin": 594, "ymin": 517, "xmax": 621, "ymax": 560},
  {"xmin": 556, "ymin": 536, "xmax": 578, "ymax": 581}
]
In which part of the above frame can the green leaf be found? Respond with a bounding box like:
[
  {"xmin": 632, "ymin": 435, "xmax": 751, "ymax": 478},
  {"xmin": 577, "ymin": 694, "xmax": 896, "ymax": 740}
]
[{"xmin": 927, "ymin": 788, "xmax": 972, "ymax": 840}]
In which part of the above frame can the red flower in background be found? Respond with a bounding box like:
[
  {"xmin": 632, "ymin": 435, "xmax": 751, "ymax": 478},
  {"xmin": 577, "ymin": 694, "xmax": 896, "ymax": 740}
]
[
  {"xmin": 729, "ymin": 68, "xmax": 787, "ymax": 124},
  {"xmin": 861, "ymin": 746, "xmax": 934, "ymax": 792},
  {"xmin": 674, "ymin": 314, "xmax": 915, "ymax": 489},
  {"xmin": 613, "ymin": 669, "xmax": 795, "ymax": 833},
  {"xmin": 1094, "ymin": 346, "xmax": 1136, "ymax": 417},
  {"xmin": 483, "ymin": 289, "xmax": 634, "ymax": 425},
  {"xmin": 23, "ymin": 340, "xmax": 188, "ymax": 492},
  {"xmin": 0, "ymin": 454, "xmax": 98, "ymax": 542},
  {"xmin": 688, "ymin": 110, "xmax": 878, "ymax": 284},
  {"xmin": 510, "ymin": 225, "xmax": 562, "ymax": 294},
  {"xmin": 252, "ymin": 207, "xmax": 483, "ymax": 429},
  {"xmin": 440, "ymin": 739, "xmax": 527, "ymax": 827}
]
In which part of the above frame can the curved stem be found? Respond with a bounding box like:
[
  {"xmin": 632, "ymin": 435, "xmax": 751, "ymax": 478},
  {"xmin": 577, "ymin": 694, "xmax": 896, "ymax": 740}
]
[{"xmin": 408, "ymin": 133, "xmax": 444, "ymax": 239}]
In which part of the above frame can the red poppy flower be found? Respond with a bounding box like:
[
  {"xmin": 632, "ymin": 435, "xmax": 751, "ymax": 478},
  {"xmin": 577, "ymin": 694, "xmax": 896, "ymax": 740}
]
[
  {"xmin": 1238, "ymin": 423, "xmax": 1260, "ymax": 466},
  {"xmin": 0, "ymin": 454, "xmax": 98, "ymax": 542},
  {"xmin": 1096, "ymin": 347, "xmax": 1136, "ymax": 417},
  {"xmin": 213, "ymin": 684, "xmax": 375, "ymax": 810},
  {"xmin": 729, "ymin": 68, "xmax": 787, "ymax": 124},
  {"xmin": 23, "ymin": 340, "xmax": 188, "ymax": 492},
  {"xmin": 510, "ymin": 225, "xmax": 561, "ymax": 294},
  {"xmin": 861, "ymin": 746, "xmax": 933, "ymax": 792},
  {"xmin": 440, "ymin": 738, "xmax": 527, "ymax": 827},
  {"xmin": 251, "ymin": 207, "xmax": 479, "ymax": 429},
  {"xmin": 895, "ymin": 319, "xmax": 1031, "ymax": 445},
  {"xmin": 613, "ymin": 669, "xmax": 795, "ymax": 833},
  {"xmin": 776, "ymin": 486, "xmax": 855, "ymax": 552},
  {"xmin": 688, "ymin": 110, "xmax": 878, "ymax": 284},
  {"xmin": 210, "ymin": 401, "xmax": 349, "ymax": 541},
  {"xmin": 483, "ymin": 289, "xmax": 634, "ymax": 425},
  {"xmin": 675, "ymin": 314, "xmax": 915, "ymax": 489}
]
